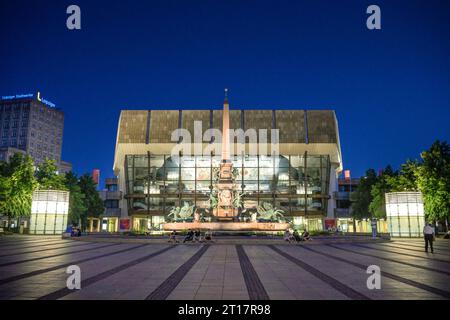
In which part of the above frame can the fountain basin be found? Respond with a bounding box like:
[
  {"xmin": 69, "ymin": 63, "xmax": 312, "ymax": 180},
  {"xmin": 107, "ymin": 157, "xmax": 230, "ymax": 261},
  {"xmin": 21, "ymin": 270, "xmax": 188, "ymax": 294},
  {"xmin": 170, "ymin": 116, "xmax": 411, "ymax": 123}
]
[{"xmin": 163, "ymin": 221, "xmax": 290, "ymax": 231}]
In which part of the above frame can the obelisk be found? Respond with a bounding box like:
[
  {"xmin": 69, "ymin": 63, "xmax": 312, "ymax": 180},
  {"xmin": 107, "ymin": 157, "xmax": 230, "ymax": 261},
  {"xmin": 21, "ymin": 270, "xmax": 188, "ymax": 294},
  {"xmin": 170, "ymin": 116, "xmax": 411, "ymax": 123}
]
[
  {"xmin": 222, "ymin": 88, "xmax": 230, "ymax": 163},
  {"xmin": 215, "ymin": 89, "xmax": 235, "ymax": 220}
]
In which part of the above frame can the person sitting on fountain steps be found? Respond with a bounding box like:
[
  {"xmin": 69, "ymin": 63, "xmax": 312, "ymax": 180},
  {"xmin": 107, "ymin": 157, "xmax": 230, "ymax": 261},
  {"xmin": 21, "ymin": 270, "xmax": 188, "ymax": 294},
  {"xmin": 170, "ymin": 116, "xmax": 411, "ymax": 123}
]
[
  {"xmin": 284, "ymin": 229, "xmax": 295, "ymax": 243},
  {"xmin": 183, "ymin": 230, "xmax": 194, "ymax": 243},
  {"xmin": 302, "ymin": 230, "xmax": 312, "ymax": 241},
  {"xmin": 168, "ymin": 230, "xmax": 179, "ymax": 243},
  {"xmin": 194, "ymin": 230, "xmax": 201, "ymax": 242},
  {"xmin": 293, "ymin": 229, "xmax": 303, "ymax": 242},
  {"xmin": 204, "ymin": 230, "xmax": 213, "ymax": 242}
]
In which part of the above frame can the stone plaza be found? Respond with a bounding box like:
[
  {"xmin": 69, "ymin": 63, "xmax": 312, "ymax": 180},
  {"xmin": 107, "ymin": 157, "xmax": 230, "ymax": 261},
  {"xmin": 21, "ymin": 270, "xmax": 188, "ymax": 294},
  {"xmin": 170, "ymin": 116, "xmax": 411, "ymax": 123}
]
[{"xmin": 0, "ymin": 235, "xmax": 449, "ymax": 300}]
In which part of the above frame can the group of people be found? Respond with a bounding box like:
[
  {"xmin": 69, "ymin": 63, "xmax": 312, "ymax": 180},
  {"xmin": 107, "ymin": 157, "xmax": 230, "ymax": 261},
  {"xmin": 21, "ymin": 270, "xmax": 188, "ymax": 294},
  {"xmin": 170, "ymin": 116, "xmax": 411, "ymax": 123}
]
[
  {"xmin": 168, "ymin": 230, "xmax": 213, "ymax": 243},
  {"xmin": 284, "ymin": 229, "xmax": 311, "ymax": 243},
  {"xmin": 66, "ymin": 225, "xmax": 81, "ymax": 237},
  {"xmin": 327, "ymin": 225, "xmax": 342, "ymax": 234}
]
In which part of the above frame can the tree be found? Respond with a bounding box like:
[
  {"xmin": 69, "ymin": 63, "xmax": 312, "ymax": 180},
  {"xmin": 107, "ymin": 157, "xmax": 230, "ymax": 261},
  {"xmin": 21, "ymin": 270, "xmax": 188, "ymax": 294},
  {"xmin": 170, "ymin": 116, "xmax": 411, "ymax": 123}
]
[
  {"xmin": 388, "ymin": 160, "xmax": 419, "ymax": 192},
  {"xmin": 350, "ymin": 169, "xmax": 378, "ymax": 220},
  {"xmin": 369, "ymin": 165, "xmax": 397, "ymax": 219},
  {"xmin": 78, "ymin": 174, "xmax": 104, "ymax": 231},
  {"xmin": 416, "ymin": 140, "xmax": 450, "ymax": 228},
  {"xmin": 35, "ymin": 159, "xmax": 66, "ymax": 190},
  {"xmin": 64, "ymin": 172, "xmax": 86, "ymax": 226},
  {"xmin": 0, "ymin": 154, "xmax": 38, "ymax": 228}
]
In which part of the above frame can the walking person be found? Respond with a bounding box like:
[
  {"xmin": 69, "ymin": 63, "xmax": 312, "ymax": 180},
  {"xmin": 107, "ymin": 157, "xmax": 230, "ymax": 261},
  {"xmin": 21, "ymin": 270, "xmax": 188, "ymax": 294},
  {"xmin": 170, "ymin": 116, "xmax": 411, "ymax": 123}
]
[{"xmin": 423, "ymin": 223, "xmax": 435, "ymax": 253}]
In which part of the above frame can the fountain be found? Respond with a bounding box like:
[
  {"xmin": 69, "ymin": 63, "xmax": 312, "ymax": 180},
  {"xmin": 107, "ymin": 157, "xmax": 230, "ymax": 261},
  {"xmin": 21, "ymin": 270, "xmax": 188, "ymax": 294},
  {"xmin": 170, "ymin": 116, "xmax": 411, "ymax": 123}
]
[{"xmin": 163, "ymin": 89, "xmax": 291, "ymax": 232}]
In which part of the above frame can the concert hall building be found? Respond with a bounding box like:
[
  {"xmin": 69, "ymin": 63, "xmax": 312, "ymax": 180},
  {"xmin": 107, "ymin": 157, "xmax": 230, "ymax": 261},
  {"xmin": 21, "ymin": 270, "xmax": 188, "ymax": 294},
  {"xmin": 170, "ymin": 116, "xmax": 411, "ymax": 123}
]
[{"xmin": 113, "ymin": 97, "xmax": 343, "ymax": 233}]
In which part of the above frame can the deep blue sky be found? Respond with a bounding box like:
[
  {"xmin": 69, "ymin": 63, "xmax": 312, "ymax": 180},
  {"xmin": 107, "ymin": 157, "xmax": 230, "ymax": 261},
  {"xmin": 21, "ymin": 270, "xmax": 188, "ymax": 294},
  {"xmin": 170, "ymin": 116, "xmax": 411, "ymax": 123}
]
[{"xmin": 1, "ymin": 0, "xmax": 449, "ymax": 185}]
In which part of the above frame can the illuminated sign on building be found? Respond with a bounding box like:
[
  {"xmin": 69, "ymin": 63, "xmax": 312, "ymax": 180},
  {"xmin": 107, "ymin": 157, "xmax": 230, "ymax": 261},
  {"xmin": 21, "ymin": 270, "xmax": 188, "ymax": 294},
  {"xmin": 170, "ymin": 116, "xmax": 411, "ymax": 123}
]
[
  {"xmin": 1, "ymin": 92, "xmax": 57, "ymax": 108},
  {"xmin": 344, "ymin": 170, "xmax": 351, "ymax": 180},
  {"xmin": 1, "ymin": 93, "xmax": 34, "ymax": 100},
  {"xmin": 92, "ymin": 169, "xmax": 100, "ymax": 185},
  {"xmin": 37, "ymin": 91, "xmax": 56, "ymax": 108}
]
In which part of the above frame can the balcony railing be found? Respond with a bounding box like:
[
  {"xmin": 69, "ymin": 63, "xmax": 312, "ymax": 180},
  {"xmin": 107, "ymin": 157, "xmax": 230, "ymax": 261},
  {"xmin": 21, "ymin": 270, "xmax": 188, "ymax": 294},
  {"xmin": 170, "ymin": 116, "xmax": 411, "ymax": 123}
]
[
  {"xmin": 99, "ymin": 190, "xmax": 122, "ymax": 200},
  {"xmin": 334, "ymin": 208, "xmax": 352, "ymax": 217},
  {"xmin": 333, "ymin": 191, "xmax": 351, "ymax": 200},
  {"xmin": 104, "ymin": 207, "xmax": 121, "ymax": 216}
]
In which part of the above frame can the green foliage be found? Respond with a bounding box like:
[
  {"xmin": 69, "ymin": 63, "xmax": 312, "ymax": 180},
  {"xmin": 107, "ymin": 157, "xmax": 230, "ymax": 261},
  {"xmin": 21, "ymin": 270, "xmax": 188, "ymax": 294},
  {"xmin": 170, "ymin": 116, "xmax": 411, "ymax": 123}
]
[
  {"xmin": 350, "ymin": 169, "xmax": 377, "ymax": 219},
  {"xmin": 64, "ymin": 172, "xmax": 86, "ymax": 225},
  {"xmin": 0, "ymin": 154, "xmax": 38, "ymax": 219},
  {"xmin": 0, "ymin": 154, "xmax": 108, "ymax": 232},
  {"xmin": 369, "ymin": 166, "xmax": 397, "ymax": 219},
  {"xmin": 416, "ymin": 140, "xmax": 450, "ymax": 222},
  {"xmin": 78, "ymin": 174, "xmax": 104, "ymax": 229},
  {"xmin": 353, "ymin": 140, "xmax": 449, "ymax": 226},
  {"xmin": 35, "ymin": 159, "xmax": 66, "ymax": 190},
  {"xmin": 389, "ymin": 160, "xmax": 419, "ymax": 192}
]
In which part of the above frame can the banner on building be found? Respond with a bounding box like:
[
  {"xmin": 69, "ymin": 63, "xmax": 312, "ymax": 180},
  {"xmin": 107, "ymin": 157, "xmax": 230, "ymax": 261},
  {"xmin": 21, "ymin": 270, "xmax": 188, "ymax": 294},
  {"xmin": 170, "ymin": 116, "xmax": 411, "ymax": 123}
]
[
  {"xmin": 324, "ymin": 219, "xmax": 336, "ymax": 230},
  {"xmin": 119, "ymin": 218, "xmax": 130, "ymax": 231},
  {"xmin": 92, "ymin": 169, "xmax": 100, "ymax": 185}
]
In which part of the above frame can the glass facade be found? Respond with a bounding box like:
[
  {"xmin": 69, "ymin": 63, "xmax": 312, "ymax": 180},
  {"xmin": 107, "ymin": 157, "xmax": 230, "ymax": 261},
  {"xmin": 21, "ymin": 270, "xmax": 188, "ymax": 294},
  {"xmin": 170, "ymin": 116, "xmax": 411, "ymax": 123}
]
[
  {"xmin": 386, "ymin": 192, "xmax": 425, "ymax": 237},
  {"xmin": 125, "ymin": 154, "xmax": 331, "ymax": 224},
  {"xmin": 29, "ymin": 190, "xmax": 69, "ymax": 235}
]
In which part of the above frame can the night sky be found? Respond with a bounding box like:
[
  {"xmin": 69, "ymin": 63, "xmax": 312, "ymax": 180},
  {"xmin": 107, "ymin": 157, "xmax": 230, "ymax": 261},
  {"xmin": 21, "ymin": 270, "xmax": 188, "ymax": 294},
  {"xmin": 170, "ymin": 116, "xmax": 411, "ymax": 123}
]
[{"xmin": 1, "ymin": 0, "xmax": 449, "ymax": 186}]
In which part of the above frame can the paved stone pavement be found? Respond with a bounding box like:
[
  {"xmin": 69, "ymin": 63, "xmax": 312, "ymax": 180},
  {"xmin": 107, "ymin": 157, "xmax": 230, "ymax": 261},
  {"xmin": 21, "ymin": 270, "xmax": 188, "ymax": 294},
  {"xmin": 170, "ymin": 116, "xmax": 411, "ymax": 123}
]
[{"xmin": 0, "ymin": 235, "xmax": 449, "ymax": 300}]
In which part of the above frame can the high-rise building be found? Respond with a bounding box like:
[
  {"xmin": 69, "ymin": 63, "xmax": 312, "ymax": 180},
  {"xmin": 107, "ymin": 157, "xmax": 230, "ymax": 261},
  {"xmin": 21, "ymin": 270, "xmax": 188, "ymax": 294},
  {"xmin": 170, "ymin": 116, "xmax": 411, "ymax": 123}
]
[{"xmin": 0, "ymin": 92, "xmax": 71, "ymax": 172}]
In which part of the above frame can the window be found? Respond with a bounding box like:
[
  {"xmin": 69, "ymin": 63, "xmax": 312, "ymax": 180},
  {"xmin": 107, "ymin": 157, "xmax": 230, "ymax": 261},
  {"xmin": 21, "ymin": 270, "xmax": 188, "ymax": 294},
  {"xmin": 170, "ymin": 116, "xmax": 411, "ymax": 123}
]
[
  {"xmin": 107, "ymin": 184, "xmax": 118, "ymax": 191},
  {"xmin": 105, "ymin": 200, "xmax": 119, "ymax": 208}
]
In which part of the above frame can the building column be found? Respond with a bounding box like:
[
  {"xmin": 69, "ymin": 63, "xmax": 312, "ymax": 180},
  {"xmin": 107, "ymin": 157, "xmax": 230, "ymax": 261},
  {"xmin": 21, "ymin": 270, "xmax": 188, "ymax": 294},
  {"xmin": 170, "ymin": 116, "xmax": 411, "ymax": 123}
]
[{"xmin": 326, "ymin": 163, "xmax": 339, "ymax": 222}]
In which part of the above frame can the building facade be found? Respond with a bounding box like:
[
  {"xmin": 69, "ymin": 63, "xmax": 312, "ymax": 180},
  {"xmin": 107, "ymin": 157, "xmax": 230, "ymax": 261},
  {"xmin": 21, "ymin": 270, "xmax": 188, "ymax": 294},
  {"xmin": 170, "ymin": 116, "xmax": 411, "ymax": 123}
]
[
  {"xmin": 113, "ymin": 97, "xmax": 343, "ymax": 232},
  {"xmin": 87, "ymin": 178, "xmax": 122, "ymax": 232},
  {"xmin": 0, "ymin": 92, "xmax": 71, "ymax": 172},
  {"xmin": 334, "ymin": 175, "xmax": 388, "ymax": 233},
  {"xmin": 334, "ymin": 177, "xmax": 360, "ymax": 232}
]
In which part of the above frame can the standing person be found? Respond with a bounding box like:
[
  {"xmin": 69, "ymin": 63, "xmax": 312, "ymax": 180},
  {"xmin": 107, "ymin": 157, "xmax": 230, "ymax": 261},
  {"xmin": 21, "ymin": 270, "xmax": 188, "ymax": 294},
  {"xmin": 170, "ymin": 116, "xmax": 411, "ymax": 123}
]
[
  {"xmin": 423, "ymin": 223, "xmax": 435, "ymax": 253},
  {"xmin": 371, "ymin": 219, "xmax": 377, "ymax": 239}
]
